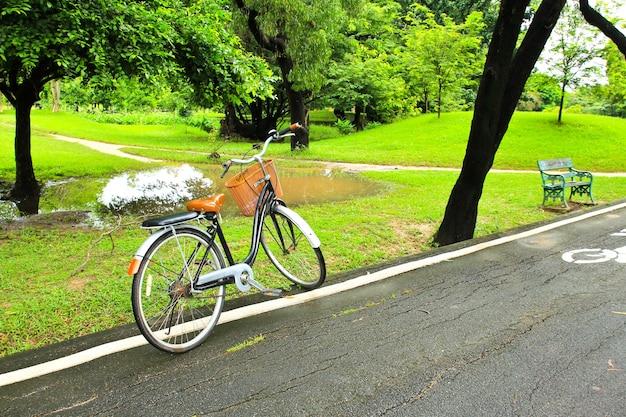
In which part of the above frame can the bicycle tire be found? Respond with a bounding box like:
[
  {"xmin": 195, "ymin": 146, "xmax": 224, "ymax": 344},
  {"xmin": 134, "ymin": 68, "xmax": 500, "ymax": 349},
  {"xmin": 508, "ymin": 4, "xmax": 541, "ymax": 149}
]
[
  {"xmin": 131, "ymin": 227, "xmax": 226, "ymax": 353},
  {"xmin": 261, "ymin": 209, "xmax": 326, "ymax": 289}
]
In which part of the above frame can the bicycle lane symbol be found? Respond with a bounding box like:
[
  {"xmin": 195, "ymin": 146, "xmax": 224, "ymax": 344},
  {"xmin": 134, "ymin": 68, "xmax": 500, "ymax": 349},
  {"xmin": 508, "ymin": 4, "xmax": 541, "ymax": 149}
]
[{"xmin": 561, "ymin": 228, "xmax": 626, "ymax": 264}]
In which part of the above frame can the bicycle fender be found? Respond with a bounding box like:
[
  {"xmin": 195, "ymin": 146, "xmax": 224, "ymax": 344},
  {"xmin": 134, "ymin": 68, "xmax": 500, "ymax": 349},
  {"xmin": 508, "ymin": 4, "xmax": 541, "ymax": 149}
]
[
  {"xmin": 273, "ymin": 205, "xmax": 321, "ymax": 248},
  {"xmin": 127, "ymin": 225, "xmax": 207, "ymax": 275}
]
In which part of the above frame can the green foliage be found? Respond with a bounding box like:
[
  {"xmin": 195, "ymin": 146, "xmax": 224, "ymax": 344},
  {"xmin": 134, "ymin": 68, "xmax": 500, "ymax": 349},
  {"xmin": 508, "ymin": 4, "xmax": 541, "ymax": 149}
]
[
  {"xmin": 235, "ymin": 0, "xmax": 362, "ymax": 93},
  {"xmin": 602, "ymin": 42, "xmax": 626, "ymax": 116},
  {"xmin": 521, "ymin": 72, "xmax": 562, "ymax": 110},
  {"xmin": 78, "ymin": 111, "xmax": 217, "ymax": 133},
  {"xmin": 540, "ymin": 1, "xmax": 603, "ymax": 121},
  {"xmin": 402, "ymin": 7, "xmax": 486, "ymax": 116},
  {"xmin": 321, "ymin": 1, "xmax": 409, "ymax": 123},
  {"xmin": 400, "ymin": 0, "xmax": 498, "ymax": 35},
  {"xmin": 336, "ymin": 119, "xmax": 355, "ymax": 135},
  {"xmin": 0, "ymin": 0, "xmax": 276, "ymax": 200},
  {"xmin": 2, "ymin": 1, "xmax": 172, "ymax": 91},
  {"xmin": 172, "ymin": 0, "xmax": 275, "ymax": 107},
  {"xmin": 0, "ymin": 0, "xmax": 274, "ymax": 108}
]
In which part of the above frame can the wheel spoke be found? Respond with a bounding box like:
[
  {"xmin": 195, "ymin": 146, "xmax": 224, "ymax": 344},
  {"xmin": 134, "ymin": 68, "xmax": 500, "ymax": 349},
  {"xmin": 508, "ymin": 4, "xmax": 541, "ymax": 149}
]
[
  {"xmin": 131, "ymin": 228, "xmax": 226, "ymax": 353},
  {"xmin": 261, "ymin": 210, "xmax": 325, "ymax": 289}
]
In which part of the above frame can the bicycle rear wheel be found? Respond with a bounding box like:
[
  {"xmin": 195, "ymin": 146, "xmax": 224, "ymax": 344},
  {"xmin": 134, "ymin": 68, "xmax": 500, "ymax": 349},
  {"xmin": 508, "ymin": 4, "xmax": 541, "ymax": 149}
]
[
  {"xmin": 261, "ymin": 210, "xmax": 326, "ymax": 289},
  {"xmin": 131, "ymin": 227, "xmax": 226, "ymax": 353}
]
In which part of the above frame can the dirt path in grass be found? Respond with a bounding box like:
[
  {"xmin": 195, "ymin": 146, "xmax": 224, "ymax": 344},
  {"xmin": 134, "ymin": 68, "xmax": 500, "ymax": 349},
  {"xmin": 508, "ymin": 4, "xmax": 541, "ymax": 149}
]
[
  {"xmin": 49, "ymin": 134, "xmax": 626, "ymax": 176},
  {"xmin": 50, "ymin": 134, "xmax": 158, "ymax": 163}
]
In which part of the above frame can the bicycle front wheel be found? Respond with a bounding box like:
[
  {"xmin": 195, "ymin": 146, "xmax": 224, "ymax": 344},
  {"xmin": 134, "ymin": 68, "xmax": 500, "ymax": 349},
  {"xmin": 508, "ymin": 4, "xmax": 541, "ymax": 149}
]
[
  {"xmin": 261, "ymin": 209, "xmax": 326, "ymax": 289},
  {"xmin": 131, "ymin": 227, "xmax": 226, "ymax": 353}
]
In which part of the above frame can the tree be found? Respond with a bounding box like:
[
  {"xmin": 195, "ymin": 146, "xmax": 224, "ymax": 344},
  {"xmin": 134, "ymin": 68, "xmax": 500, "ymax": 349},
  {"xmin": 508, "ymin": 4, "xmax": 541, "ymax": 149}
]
[
  {"xmin": 434, "ymin": 0, "xmax": 567, "ymax": 246},
  {"xmin": 322, "ymin": 0, "xmax": 407, "ymax": 128},
  {"xmin": 404, "ymin": 7, "xmax": 486, "ymax": 118},
  {"xmin": 232, "ymin": 0, "xmax": 361, "ymax": 149},
  {"xmin": 397, "ymin": 0, "xmax": 499, "ymax": 37},
  {"xmin": 603, "ymin": 42, "xmax": 626, "ymax": 115},
  {"xmin": 433, "ymin": 0, "xmax": 626, "ymax": 246},
  {"xmin": 0, "ymin": 0, "xmax": 271, "ymax": 214},
  {"xmin": 325, "ymin": 54, "xmax": 406, "ymax": 129},
  {"xmin": 521, "ymin": 72, "xmax": 562, "ymax": 110},
  {"xmin": 542, "ymin": 1, "xmax": 602, "ymax": 123},
  {"xmin": 220, "ymin": 87, "xmax": 289, "ymax": 141}
]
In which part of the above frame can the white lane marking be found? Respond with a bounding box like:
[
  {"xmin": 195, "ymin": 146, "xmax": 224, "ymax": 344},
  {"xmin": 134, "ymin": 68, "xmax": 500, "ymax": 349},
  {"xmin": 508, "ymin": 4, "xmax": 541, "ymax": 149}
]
[
  {"xmin": 562, "ymin": 248, "xmax": 618, "ymax": 263},
  {"xmin": 2, "ymin": 202, "xmax": 626, "ymax": 387}
]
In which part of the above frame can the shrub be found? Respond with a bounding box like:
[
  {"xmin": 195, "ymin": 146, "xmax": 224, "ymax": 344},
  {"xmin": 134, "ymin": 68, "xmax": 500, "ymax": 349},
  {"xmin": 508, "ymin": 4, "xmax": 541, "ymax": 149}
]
[{"xmin": 336, "ymin": 119, "xmax": 354, "ymax": 135}]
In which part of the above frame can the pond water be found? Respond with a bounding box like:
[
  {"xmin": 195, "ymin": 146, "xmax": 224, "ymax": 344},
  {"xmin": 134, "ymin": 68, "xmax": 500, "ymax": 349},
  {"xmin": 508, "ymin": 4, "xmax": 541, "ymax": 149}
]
[{"xmin": 35, "ymin": 163, "xmax": 379, "ymax": 218}]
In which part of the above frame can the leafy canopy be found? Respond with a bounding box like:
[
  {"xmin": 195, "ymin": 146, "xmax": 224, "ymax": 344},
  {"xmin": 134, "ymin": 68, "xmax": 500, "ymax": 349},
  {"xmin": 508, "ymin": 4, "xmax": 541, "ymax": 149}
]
[
  {"xmin": 235, "ymin": 0, "xmax": 362, "ymax": 92},
  {"xmin": 0, "ymin": 0, "xmax": 273, "ymax": 107}
]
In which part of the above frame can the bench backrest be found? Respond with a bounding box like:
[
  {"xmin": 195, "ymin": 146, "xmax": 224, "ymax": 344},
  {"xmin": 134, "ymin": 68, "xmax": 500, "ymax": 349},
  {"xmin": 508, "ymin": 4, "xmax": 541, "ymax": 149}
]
[{"xmin": 537, "ymin": 158, "xmax": 573, "ymax": 172}]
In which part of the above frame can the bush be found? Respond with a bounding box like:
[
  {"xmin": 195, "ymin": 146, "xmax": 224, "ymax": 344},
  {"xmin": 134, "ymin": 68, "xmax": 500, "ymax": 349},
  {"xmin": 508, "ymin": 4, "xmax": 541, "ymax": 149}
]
[
  {"xmin": 78, "ymin": 111, "xmax": 215, "ymax": 132},
  {"xmin": 336, "ymin": 119, "xmax": 354, "ymax": 135},
  {"xmin": 185, "ymin": 114, "xmax": 215, "ymax": 133},
  {"xmin": 178, "ymin": 107, "xmax": 193, "ymax": 118},
  {"xmin": 365, "ymin": 121, "xmax": 382, "ymax": 130}
]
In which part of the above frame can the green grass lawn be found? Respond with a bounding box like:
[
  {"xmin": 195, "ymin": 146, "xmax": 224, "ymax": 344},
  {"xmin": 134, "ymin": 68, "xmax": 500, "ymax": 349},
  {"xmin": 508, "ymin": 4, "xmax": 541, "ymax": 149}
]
[
  {"xmin": 1, "ymin": 108, "xmax": 625, "ymax": 357},
  {"xmin": 135, "ymin": 111, "xmax": 626, "ymax": 172}
]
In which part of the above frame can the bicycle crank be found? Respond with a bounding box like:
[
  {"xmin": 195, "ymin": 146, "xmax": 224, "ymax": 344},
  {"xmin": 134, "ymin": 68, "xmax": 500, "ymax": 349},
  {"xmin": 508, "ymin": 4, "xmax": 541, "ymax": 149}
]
[{"xmin": 195, "ymin": 262, "xmax": 282, "ymax": 296}]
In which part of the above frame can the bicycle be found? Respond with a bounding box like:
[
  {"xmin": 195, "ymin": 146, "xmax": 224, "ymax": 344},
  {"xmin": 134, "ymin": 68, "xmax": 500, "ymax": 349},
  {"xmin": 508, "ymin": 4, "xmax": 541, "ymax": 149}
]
[{"xmin": 127, "ymin": 123, "xmax": 326, "ymax": 353}]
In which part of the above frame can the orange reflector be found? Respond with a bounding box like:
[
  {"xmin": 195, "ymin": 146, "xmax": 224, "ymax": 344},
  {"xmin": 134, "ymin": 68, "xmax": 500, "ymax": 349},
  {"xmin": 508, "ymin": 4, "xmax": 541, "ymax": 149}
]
[{"xmin": 127, "ymin": 256, "xmax": 141, "ymax": 275}]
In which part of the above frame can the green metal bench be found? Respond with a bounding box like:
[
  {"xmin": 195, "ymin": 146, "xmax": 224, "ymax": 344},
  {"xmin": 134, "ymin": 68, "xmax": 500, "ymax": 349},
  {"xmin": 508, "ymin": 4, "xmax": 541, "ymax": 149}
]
[
  {"xmin": 537, "ymin": 158, "xmax": 595, "ymax": 207},
  {"xmin": 537, "ymin": 158, "xmax": 594, "ymax": 208}
]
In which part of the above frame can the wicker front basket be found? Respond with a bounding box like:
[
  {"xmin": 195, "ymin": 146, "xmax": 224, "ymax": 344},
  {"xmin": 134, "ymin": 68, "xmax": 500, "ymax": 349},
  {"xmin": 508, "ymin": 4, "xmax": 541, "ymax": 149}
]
[{"xmin": 225, "ymin": 160, "xmax": 283, "ymax": 216}]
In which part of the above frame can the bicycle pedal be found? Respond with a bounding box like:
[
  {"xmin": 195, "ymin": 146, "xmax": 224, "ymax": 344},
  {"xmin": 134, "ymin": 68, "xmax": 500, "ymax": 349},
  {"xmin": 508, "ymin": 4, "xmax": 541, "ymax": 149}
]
[{"xmin": 262, "ymin": 288, "xmax": 282, "ymax": 297}]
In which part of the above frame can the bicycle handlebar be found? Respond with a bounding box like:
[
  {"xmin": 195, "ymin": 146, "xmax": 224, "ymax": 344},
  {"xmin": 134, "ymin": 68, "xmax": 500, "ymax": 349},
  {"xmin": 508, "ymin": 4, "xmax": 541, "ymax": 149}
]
[{"xmin": 221, "ymin": 123, "xmax": 301, "ymax": 178}]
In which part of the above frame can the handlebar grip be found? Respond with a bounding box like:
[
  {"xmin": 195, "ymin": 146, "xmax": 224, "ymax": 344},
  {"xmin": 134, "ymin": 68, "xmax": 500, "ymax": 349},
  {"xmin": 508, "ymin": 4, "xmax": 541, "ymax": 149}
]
[{"xmin": 277, "ymin": 122, "xmax": 302, "ymax": 136}]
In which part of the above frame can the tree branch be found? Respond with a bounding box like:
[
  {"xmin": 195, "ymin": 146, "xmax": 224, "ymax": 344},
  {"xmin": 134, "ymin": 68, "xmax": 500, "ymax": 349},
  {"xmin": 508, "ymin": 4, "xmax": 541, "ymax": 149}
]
[
  {"xmin": 233, "ymin": 0, "xmax": 286, "ymax": 54},
  {"xmin": 579, "ymin": 0, "xmax": 626, "ymax": 57},
  {"xmin": 498, "ymin": 0, "xmax": 565, "ymax": 137},
  {"xmin": 71, "ymin": 215, "xmax": 122, "ymax": 277}
]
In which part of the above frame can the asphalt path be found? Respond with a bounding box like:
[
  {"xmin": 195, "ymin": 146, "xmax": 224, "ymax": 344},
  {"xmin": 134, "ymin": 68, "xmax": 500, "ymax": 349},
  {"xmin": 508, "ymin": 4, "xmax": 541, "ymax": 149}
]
[{"xmin": 1, "ymin": 202, "xmax": 625, "ymax": 416}]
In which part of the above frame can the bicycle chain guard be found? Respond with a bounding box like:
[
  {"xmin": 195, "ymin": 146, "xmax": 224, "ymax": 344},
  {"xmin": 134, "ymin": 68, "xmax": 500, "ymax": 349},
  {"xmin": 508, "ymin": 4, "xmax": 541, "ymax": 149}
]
[{"xmin": 195, "ymin": 262, "xmax": 282, "ymax": 296}]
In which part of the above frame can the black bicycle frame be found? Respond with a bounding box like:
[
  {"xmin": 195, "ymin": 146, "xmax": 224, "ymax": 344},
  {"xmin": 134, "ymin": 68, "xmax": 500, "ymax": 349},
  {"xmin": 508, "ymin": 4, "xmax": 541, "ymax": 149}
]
[{"xmin": 211, "ymin": 175, "xmax": 279, "ymax": 268}]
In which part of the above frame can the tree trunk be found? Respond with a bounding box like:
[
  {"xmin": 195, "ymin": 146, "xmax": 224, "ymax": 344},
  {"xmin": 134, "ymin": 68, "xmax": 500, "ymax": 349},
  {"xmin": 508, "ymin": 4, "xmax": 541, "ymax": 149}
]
[
  {"xmin": 11, "ymin": 87, "xmax": 41, "ymax": 214},
  {"xmin": 276, "ymin": 56, "xmax": 309, "ymax": 150},
  {"xmin": 437, "ymin": 80, "xmax": 443, "ymax": 118},
  {"xmin": 433, "ymin": 0, "xmax": 566, "ymax": 246},
  {"xmin": 354, "ymin": 105, "xmax": 364, "ymax": 131},
  {"xmin": 558, "ymin": 81, "xmax": 566, "ymax": 123},
  {"xmin": 234, "ymin": 0, "xmax": 310, "ymax": 150},
  {"xmin": 50, "ymin": 80, "xmax": 60, "ymax": 112}
]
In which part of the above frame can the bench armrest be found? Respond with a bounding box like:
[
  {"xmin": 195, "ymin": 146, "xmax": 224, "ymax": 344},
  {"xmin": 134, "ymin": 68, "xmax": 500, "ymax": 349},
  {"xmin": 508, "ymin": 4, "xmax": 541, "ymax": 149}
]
[
  {"xmin": 571, "ymin": 168, "xmax": 593, "ymax": 182},
  {"xmin": 540, "ymin": 172, "xmax": 566, "ymax": 186}
]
